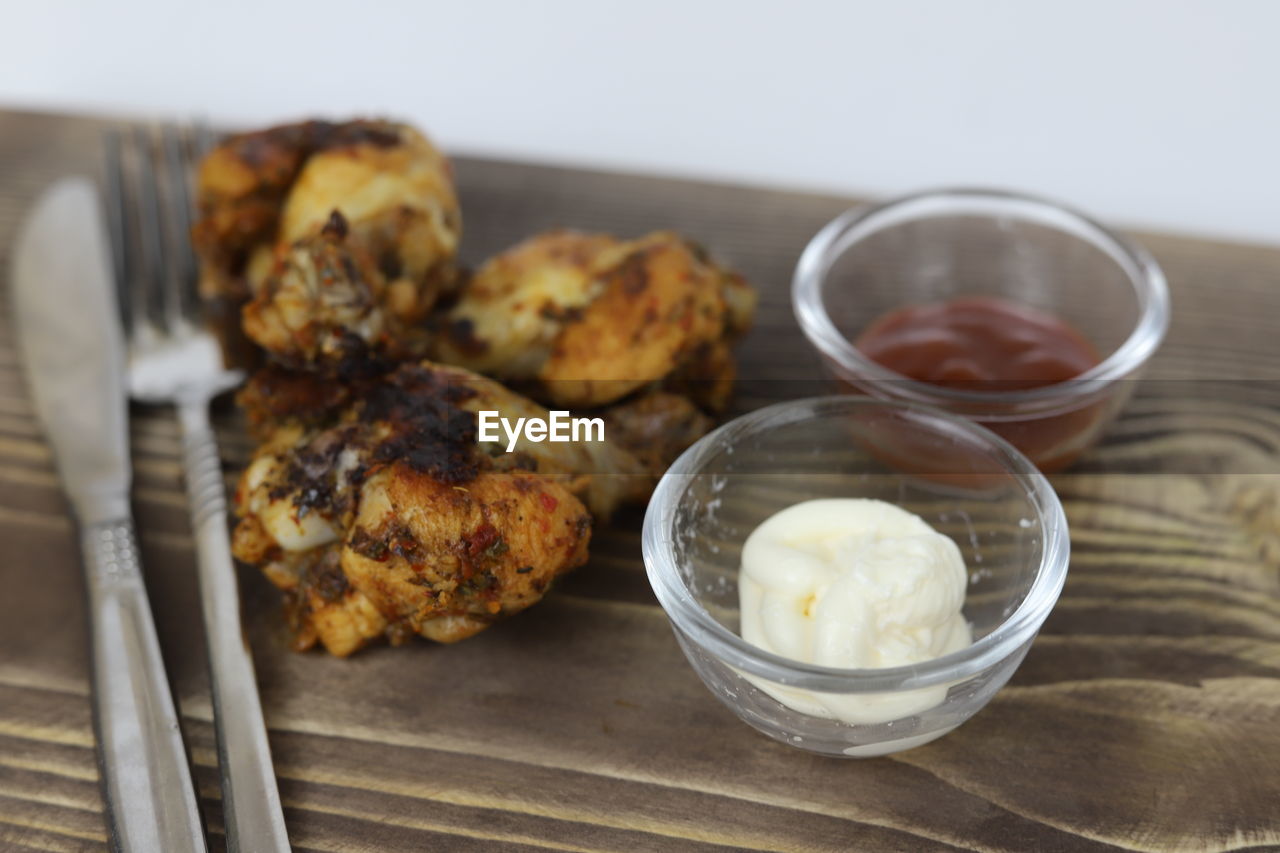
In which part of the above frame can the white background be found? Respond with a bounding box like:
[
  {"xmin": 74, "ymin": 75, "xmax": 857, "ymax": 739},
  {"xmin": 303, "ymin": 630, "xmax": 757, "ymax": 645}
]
[{"xmin": 3, "ymin": 0, "xmax": 1277, "ymax": 244}]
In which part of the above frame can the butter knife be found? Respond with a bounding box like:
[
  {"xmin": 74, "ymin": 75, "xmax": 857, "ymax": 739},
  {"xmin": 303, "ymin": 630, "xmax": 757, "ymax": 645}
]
[{"xmin": 11, "ymin": 177, "xmax": 208, "ymax": 853}]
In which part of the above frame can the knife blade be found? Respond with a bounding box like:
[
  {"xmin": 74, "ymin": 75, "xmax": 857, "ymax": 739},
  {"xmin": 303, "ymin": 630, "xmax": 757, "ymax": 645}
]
[
  {"xmin": 12, "ymin": 177, "xmax": 129, "ymax": 524},
  {"xmin": 11, "ymin": 177, "xmax": 208, "ymax": 853}
]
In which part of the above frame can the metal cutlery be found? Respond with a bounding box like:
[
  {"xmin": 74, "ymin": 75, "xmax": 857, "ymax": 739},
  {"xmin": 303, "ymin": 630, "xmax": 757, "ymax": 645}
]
[
  {"xmin": 10, "ymin": 177, "xmax": 208, "ymax": 852},
  {"xmin": 105, "ymin": 125, "xmax": 291, "ymax": 853}
]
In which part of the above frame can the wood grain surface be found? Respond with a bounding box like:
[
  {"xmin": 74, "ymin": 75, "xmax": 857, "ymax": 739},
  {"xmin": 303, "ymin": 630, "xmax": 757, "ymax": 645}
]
[{"xmin": 0, "ymin": 108, "xmax": 1277, "ymax": 853}]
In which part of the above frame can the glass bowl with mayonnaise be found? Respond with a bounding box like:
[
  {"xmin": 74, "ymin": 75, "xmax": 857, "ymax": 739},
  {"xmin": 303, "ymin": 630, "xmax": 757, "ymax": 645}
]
[
  {"xmin": 642, "ymin": 396, "xmax": 1069, "ymax": 757},
  {"xmin": 792, "ymin": 188, "xmax": 1170, "ymax": 472}
]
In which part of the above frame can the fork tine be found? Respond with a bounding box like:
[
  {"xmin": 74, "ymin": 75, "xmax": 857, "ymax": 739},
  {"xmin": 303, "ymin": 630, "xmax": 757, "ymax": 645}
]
[
  {"xmin": 160, "ymin": 123, "xmax": 200, "ymax": 321},
  {"xmin": 131, "ymin": 125, "xmax": 171, "ymax": 334},
  {"xmin": 102, "ymin": 128, "xmax": 133, "ymax": 335}
]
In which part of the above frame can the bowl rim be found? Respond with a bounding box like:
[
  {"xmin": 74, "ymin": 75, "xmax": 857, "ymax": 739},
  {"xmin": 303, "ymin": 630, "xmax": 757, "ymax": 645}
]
[
  {"xmin": 641, "ymin": 395, "xmax": 1071, "ymax": 693},
  {"xmin": 791, "ymin": 186, "xmax": 1170, "ymax": 412}
]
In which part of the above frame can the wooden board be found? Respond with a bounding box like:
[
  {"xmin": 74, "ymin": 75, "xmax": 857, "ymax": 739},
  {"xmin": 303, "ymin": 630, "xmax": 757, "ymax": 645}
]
[{"xmin": 0, "ymin": 107, "xmax": 1278, "ymax": 853}]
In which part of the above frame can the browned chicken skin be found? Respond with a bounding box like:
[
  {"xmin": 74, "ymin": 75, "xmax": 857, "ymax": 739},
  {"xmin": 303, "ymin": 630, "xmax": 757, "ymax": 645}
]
[
  {"xmin": 232, "ymin": 361, "xmax": 656, "ymax": 655},
  {"xmin": 433, "ymin": 230, "xmax": 756, "ymax": 411},
  {"xmin": 240, "ymin": 211, "xmax": 434, "ymax": 368},
  {"xmin": 194, "ymin": 118, "xmax": 759, "ymax": 656},
  {"xmin": 600, "ymin": 391, "xmax": 715, "ymax": 473},
  {"xmin": 195, "ymin": 119, "xmax": 460, "ymax": 370}
]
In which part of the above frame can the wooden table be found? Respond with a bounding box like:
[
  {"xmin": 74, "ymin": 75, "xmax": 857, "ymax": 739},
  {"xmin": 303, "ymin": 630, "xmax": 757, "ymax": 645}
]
[{"xmin": 0, "ymin": 108, "xmax": 1277, "ymax": 852}]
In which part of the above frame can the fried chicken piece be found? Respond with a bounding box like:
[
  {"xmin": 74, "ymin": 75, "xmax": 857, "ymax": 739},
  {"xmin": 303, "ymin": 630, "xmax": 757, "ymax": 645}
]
[
  {"xmin": 345, "ymin": 468, "xmax": 590, "ymax": 645},
  {"xmin": 433, "ymin": 230, "xmax": 756, "ymax": 411},
  {"xmin": 193, "ymin": 119, "xmax": 460, "ymax": 369},
  {"xmin": 237, "ymin": 361, "xmax": 654, "ymax": 516},
  {"xmin": 601, "ymin": 391, "xmax": 715, "ymax": 473},
  {"xmin": 240, "ymin": 211, "xmax": 434, "ymax": 368},
  {"xmin": 232, "ymin": 361, "xmax": 649, "ymax": 655},
  {"xmin": 235, "ymin": 363, "xmax": 355, "ymax": 438},
  {"xmin": 246, "ymin": 467, "xmax": 592, "ymax": 656}
]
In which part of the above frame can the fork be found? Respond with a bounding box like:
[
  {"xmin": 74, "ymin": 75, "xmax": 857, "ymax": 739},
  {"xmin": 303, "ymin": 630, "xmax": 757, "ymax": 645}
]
[{"xmin": 105, "ymin": 124, "xmax": 291, "ymax": 853}]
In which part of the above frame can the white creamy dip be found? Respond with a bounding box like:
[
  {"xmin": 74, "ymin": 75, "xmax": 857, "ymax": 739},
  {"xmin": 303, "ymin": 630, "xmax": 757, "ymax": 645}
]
[{"xmin": 738, "ymin": 498, "xmax": 972, "ymax": 725}]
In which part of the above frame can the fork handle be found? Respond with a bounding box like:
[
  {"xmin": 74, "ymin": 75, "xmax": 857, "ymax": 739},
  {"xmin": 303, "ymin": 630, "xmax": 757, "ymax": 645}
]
[
  {"xmin": 178, "ymin": 400, "xmax": 290, "ymax": 853},
  {"xmin": 82, "ymin": 518, "xmax": 208, "ymax": 853}
]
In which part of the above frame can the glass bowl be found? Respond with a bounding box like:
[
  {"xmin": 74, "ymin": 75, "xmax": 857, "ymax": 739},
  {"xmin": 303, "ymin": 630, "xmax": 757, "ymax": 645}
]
[
  {"xmin": 641, "ymin": 396, "xmax": 1069, "ymax": 757},
  {"xmin": 792, "ymin": 188, "xmax": 1170, "ymax": 471}
]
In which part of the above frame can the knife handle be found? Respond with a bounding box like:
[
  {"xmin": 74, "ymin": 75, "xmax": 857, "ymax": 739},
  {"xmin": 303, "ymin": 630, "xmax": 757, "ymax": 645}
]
[
  {"xmin": 179, "ymin": 400, "xmax": 290, "ymax": 853},
  {"xmin": 82, "ymin": 519, "xmax": 208, "ymax": 853}
]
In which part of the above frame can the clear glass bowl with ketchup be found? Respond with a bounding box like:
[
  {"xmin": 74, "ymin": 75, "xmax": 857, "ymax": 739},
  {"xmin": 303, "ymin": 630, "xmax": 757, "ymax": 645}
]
[{"xmin": 793, "ymin": 188, "xmax": 1170, "ymax": 471}]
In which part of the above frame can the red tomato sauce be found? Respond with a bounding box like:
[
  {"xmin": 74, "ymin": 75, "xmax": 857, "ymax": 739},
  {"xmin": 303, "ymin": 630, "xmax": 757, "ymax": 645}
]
[
  {"xmin": 855, "ymin": 296, "xmax": 1100, "ymax": 391},
  {"xmin": 853, "ymin": 296, "xmax": 1104, "ymax": 472}
]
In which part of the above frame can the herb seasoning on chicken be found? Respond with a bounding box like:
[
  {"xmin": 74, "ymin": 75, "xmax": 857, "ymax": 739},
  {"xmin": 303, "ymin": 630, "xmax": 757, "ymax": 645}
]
[
  {"xmin": 194, "ymin": 119, "xmax": 461, "ymax": 371},
  {"xmin": 231, "ymin": 362, "xmax": 626, "ymax": 655},
  {"xmin": 192, "ymin": 116, "xmax": 759, "ymax": 656}
]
